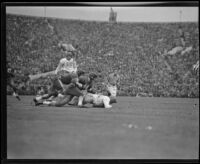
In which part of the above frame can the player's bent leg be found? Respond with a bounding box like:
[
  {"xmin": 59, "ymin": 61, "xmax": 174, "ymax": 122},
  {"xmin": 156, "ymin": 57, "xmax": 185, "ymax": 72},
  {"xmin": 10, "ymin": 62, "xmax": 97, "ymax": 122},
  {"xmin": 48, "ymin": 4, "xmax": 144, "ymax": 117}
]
[
  {"xmin": 78, "ymin": 96, "xmax": 84, "ymax": 107},
  {"xmin": 43, "ymin": 100, "xmax": 56, "ymax": 105},
  {"xmin": 33, "ymin": 92, "xmax": 58, "ymax": 106},
  {"xmin": 68, "ymin": 96, "xmax": 78, "ymax": 105},
  {"xmin": 39, "ymin": 95, "xmax": 72, "ymax": 107},
  {"xmin": 63, "ymin": 85, "xmax": 83, "ymax": 97},
  {"xmin": 13, "ymin": 92, "xmax": 21, "ymax": 101},
  {"xmin": 102, "ymin": 96, "xmax": 112, "ymax": 108},
  {"xmin": 109, "ymin": 96, "xmax": 117, "ymax": 104},
  {"xmin": 63, "ymin": 85, "xmax": 84, "ymax": 107},
  {"xmin": 46, "ymin": 91, "xmax": 59, "ymax": 99},
  {"xmin": 78, "ymin": 91, "xmax": 89, "ymax": 107},
  {"xmin": 9, "ymin": 79, "xmax": 18, "ymax": 91},
  {"xmin": 8, "ymin": 82, "xmax": 21, "ymax": 101},
  {"xmin": 35, "ymin": 94, "xmax": 48, "ymax": 101},
  {"xmin": 54, "ymin": 95, "xmax": 73, "ymax": 107},
  {"xmin": 34, "ymin": 91, "xmax": 58, "ymax": 102},
  {"xmin": 47, "ymin": 95, "xmax": 56, "ymax": 101}
]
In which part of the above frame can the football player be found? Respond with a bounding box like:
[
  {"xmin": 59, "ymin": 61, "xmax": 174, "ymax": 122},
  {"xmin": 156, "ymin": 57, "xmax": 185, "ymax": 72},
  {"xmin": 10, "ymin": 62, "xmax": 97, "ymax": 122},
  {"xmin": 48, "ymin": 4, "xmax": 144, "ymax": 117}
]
[
  {"xmin": 105, "ymin": 69, "xmax": 120, "ymax": 97},
  {"xmin": 36, "ymin": 90, "xmax": 117, "ymax": 108},
  {"xmin": 33, "ymin": 45, "xmax": 82, "ymax": 103},
  {"xmin": 7, "ymin": 62, "xmax": 21, "ymax": 100},
  {"xmin": 77, "ymin": 92, "xmax": 117, "ymax": 108},
  {"xmin": 34, "ymin": 71, "xmax": 98, "ymax": 107}
]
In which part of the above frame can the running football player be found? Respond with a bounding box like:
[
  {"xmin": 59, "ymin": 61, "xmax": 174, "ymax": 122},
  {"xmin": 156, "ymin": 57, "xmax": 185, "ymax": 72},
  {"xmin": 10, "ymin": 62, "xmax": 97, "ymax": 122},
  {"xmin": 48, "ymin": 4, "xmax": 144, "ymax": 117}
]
[{"xmin": 7, "ymin": 62, "xmax": 21, "ymax": 100}]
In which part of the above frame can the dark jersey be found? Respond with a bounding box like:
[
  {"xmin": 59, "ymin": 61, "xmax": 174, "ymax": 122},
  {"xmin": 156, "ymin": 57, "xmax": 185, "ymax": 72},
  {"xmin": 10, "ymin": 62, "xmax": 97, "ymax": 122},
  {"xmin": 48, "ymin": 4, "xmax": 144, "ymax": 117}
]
[
  {"xmin": 78, "ymin": 75, "xmax": 95, "ymax": 93},
  {"xmin": 107, "ymin": 73, "xmax": 120, "ymax": 86},
  {"xmin": 50, "ymin": 77, "xmax": 63, "ymax": 91},
  {"xmin": 7, "ymin": 67, "xmax": 15, "ymax": 80},
  {"xmin": 59, "ymin": 72, "xmax": 78, "ymax": 85},
  {"xmin": 79, "ymin": 75, "xmax": 90, "ymax": 85},
  {"xmin": 7, "ymin": 67, "xmax": 18, "ymax": 93}
]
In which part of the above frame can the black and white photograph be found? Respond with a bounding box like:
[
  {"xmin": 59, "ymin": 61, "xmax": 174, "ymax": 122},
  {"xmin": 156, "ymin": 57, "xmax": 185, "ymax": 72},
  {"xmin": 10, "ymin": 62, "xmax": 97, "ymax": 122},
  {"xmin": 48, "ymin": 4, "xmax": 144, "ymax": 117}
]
[{"xmin": 2, "ymin": 1, "xmax": 199, "ymax": 160}]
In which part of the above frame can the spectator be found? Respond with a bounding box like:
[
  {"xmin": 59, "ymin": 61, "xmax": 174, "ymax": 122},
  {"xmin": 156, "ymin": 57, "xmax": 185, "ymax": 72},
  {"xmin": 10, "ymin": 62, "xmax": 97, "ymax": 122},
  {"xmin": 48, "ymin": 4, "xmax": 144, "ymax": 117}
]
[{"xmin": 6, "ymin": 14, "xmax": 199, "ymax": 98}]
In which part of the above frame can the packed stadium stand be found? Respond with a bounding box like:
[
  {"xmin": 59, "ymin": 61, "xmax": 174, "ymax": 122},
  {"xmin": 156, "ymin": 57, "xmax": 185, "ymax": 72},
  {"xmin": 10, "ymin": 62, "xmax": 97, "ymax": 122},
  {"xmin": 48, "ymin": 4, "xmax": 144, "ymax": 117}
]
[{"xmin": 6, "ymin": 14, "xmax": 199, "ymax": 97}]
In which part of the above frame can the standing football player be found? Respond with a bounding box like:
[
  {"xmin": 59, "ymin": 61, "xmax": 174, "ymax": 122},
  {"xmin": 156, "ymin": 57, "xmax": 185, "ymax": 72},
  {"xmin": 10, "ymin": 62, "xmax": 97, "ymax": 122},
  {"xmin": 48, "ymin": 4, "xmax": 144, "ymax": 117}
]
[{"xmin": 105, "ymin": 69, "xmax": 120, "ymax": 97}]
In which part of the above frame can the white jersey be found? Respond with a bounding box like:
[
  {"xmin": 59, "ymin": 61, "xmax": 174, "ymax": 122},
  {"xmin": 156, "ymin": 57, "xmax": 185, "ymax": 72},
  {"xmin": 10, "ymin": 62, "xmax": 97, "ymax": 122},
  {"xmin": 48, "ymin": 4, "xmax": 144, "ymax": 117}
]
[
  {"xmin": 105, "ymin": 72, "xmax": 119, "ymax": 97},
  {"xmin": 55, "ymin": 58, "xmax": 77, "ymax": 74},
  {"xmin": 107, "ymin": 72, "xmax": 120, "ymax": 86},
  {"xmin": 106, "ymin": 84, "xmax": 117, "ymax": 97},
  {"xmin": 83, "ymin": 93, "xmax": 112, "ymax": 108}
]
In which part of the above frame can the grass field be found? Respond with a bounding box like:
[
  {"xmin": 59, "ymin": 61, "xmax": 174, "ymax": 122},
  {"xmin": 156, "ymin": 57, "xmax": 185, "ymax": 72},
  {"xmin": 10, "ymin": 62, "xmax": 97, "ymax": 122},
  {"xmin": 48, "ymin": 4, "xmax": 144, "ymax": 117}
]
[{"xmin": 7, "ymin": 96, "xmax": 199, "ymax": 159}]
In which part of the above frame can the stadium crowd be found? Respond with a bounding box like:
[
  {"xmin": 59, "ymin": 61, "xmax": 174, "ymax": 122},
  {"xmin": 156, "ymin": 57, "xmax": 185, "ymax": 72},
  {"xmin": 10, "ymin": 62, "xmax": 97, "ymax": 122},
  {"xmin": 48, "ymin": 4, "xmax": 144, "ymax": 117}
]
[{"xmin": 6, "ymin": 14, "xmax": 199, "ymax": 97}]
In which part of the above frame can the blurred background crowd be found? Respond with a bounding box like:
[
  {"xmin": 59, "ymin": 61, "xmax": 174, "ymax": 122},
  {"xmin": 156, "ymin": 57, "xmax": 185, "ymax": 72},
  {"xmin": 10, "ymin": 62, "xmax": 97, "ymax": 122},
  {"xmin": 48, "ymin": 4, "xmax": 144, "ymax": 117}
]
[{"xmin": 6, "ymin": 14, "xmax": 199, "ymax": 97}]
